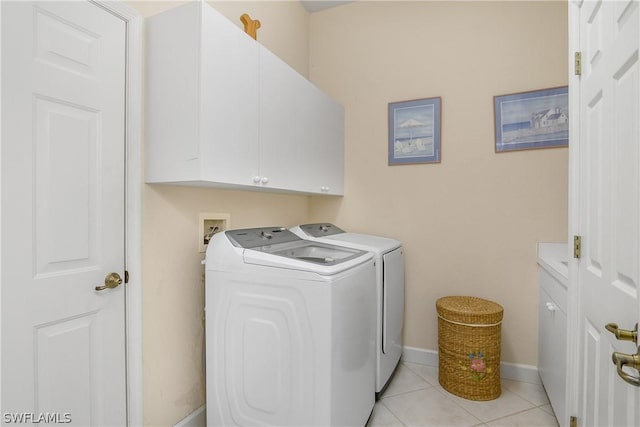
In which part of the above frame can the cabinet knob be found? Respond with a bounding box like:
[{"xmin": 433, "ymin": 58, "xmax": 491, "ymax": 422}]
[
  {"xmin": 253, "ymin": 176, "xmax": 261, "ymax": 184},
  {"xmin": 546, "ymin": 302, "xmax": 557, "ymax": 312},
  {"xmin": 261, "ymin": 176, "xmax": 269, "ymax": 184},
  {"xmin": 321, "ymin": 186, "xmax": 330, "ymax": 192}
]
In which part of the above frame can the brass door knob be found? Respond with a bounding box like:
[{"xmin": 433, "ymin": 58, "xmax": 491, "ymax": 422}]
[
  {"xmin": 611, "ymin": 346, "xmax": 640, "ymax": 387},
  {"xmin": 605, "ymin": 323, "xmax": 638, "ymax": 344},
  {"xmin": 95, "ymin": 272, "xmax": 123, "ymax": 291}
]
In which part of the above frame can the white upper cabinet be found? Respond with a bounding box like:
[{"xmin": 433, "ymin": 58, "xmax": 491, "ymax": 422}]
[
  {"xmin": 259, "ymin": 48, "xmax": 344, "ymax": 194},
  {"xmin": 145, "ymin": 1, "xmax": 344, "ymax": 195}
]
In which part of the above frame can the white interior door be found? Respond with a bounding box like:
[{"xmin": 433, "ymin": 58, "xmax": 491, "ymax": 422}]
[
  {"xmin": 574, "ymin": 1, "xmax": 640, "ymax": 426},
  {"xmin": 1, "ymin": 1, "xmax": 127, "ymax": 425}
]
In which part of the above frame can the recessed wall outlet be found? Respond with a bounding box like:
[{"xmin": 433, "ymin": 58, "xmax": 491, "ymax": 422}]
[{"xmin": 199, "ymin": 213, "xmax": 230, "ymax": 253}]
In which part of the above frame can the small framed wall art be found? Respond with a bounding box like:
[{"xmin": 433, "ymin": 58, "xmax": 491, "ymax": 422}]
[
  {"xmin": 494, "ymin": 86, "xmax": 568, "ymax": 153},
  {"xmin": 388, "ymin": 97, "xmax": 441, "ymax": 165}
]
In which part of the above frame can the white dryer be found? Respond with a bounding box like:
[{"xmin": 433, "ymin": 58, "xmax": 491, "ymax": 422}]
[
  {"xmin": 290, "ymin": 223, "xmax": 404, "ymax": 395},
  {"xmin": 205, "ymin": 227, "xmax": 376, "ymax": 426}
]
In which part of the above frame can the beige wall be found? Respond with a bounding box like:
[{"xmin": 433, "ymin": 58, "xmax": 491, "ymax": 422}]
[
  {"xmin": 128, "ymin": 1, "xmax": 312, "ymax": 424},
  {"xmin": 309, "ymin": 1, "xmax": 568, "ymax": 365}
]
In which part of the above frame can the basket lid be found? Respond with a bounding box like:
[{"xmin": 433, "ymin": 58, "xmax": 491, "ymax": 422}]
[{"xmin": 436, "ymin": 296, "xmax": 504, "ymax": 325}]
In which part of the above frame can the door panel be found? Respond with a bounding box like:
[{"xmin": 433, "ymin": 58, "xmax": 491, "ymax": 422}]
[
  {"xmin": 581, "ymin": 320, "xmax": 602, "ymax": 424},
  {"xmin": 1, "ymin": 1, "xmax": 127, "ymax": 424},
  {"xmin": 34, "ymin": 96, "xmax": 100, "ymax": 276},
  {"xmin": 35, "ymin": 313, "xmax": 98, "ymax": 422},
  {"xmin": 34, "ymin": 6, "xmax": 101, "ymax": 77}
]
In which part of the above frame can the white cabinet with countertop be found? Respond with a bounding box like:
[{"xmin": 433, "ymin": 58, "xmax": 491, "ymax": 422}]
[
  {"xmin": 145, "ymin": 1, "xmax": 344, "ymax": 195},
  {"xmin": 537, "ymin": 243, "xmax": 568, "ymax": 427}
]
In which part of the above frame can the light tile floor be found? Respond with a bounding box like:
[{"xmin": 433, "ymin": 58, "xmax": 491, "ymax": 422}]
[{"xmin": 367, "ymin": 362, "xmax": 560, "ymax": 427}]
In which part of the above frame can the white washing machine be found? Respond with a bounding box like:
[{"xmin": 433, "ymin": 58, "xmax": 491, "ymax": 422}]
[
  {"xmin": 290, "ymin": 223, "xmax": 404, "ymax": 395},
  {"xmin": 205, "ymin": 227, "xmax": 376, "ymax": 426}
]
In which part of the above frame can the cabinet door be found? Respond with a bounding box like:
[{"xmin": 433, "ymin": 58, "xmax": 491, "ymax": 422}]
[
  {"xmin": 538, "ymin": 284, "xmax": 567, "ymax": 425},
  {"xmin": 199, "ymin": 4, "xmax": 260, "ymax": 186},
  {"xmin": 308, "ymin": 91, "xmax": 344, "ymax": 195},
  {"xmin": 259, "ymin": 48, "xmax": 344, "ymax": 194},
  {"xmin": 259, "ymin": 47, "xmax": 314, "ymax": 192},
  {"xmin": 145, "ymin": 2, "xmax": 202, "ymax": 182}
]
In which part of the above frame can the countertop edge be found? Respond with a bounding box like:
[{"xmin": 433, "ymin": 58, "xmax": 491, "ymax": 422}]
[{"xmin": 537, "ymin": 242, "xmax": 569, "ymax": 287}]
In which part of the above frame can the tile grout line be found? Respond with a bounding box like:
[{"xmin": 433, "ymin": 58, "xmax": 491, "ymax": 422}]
[
  {"xmin": 425, "ymin": 381, "xmax": 544, "ymax": 425},
  {"xmin": 427, "ymin": 385, "xmax": 486, "ymax": 426},
  {"xmin": 376, "ymin": 399, "xmax": 407, "ymax": 427},
  {"xmin": 379, "ymin": 383, "xmax": 432, "ymax": 400},
  {"xmin": 480, "ymin": 405, "xmax": 559, "ymax": 426},
  {"xmin": 376, "ymin": 362, "xmax": 557, "ymax": 427}
]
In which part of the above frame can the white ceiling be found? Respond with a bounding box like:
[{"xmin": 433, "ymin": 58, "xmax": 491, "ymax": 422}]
[{"xmin": 301, "ymin": 1, "xmax": 354, "ymax": 13}]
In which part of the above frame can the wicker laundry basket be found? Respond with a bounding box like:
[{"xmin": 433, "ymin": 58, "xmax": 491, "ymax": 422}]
[{"xmin": 436, "ymin": 296, "xmax": 504, "ymax": 401}]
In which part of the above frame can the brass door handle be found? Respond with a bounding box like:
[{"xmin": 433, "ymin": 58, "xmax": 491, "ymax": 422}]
[
  {"xmin": 605, "ymin": 323, "xmax": 638, "ymax": 344},
  {"xmin": 95, "ymin": 272, "xmax": 123, "ymax": 291},
  {"xmin": 611, "ymin": 347, "xmax": 640, "ymax": 387}
]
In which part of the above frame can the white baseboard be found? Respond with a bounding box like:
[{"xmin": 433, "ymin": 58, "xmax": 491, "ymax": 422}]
[
  {"xmin": 402, "ymin": 346, "xmax": 541, "ymax": 385},
  {"xmin": 402, "ymin": 345, "xmax": 439, "ymax": 366},
  {"xmin": 174, "ymin": 405, "xmax": 206, "ymax": 427},
  {"xmin": 500, "ymin": 361, "xmax": 541, "ymax": 384}
]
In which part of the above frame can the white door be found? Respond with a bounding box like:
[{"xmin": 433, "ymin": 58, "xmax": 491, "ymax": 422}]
[
  {"xmin": 1, "ymin": 1, "xmax": 127, "ymax": 425},
  {"xmin": 573, "ymin": 1, "xmax": 640, "ymax": 426}
]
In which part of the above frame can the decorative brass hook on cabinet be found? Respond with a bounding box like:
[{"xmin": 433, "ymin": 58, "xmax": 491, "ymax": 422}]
[{"xmin": 240, "ymin": 13, "xmax": 261, "ymax": 40}]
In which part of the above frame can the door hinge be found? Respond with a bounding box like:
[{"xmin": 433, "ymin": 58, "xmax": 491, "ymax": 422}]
[
  {"xmin": 574, "ymin": 51, "xmax": 582, "ymax": 76},
  {"xmin": 574, "ymin": 235, "xmax": 582, "ymax": 259},
  {"xmin": 124, "ymin": 270, "xmax": 130, "ymax": 284},
  {"xmin": 570, "ymin": 415, "xmax": 578, "ymax": 427}
]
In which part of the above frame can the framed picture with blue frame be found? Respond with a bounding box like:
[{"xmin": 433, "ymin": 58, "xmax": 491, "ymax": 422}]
[
  {"xmin": 388, "ymin": 97, "xmax": 441, "ymax": 165},
  {"xmin": 494, "ymin": 86, "xmax": 568, "ymax": 153}
]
